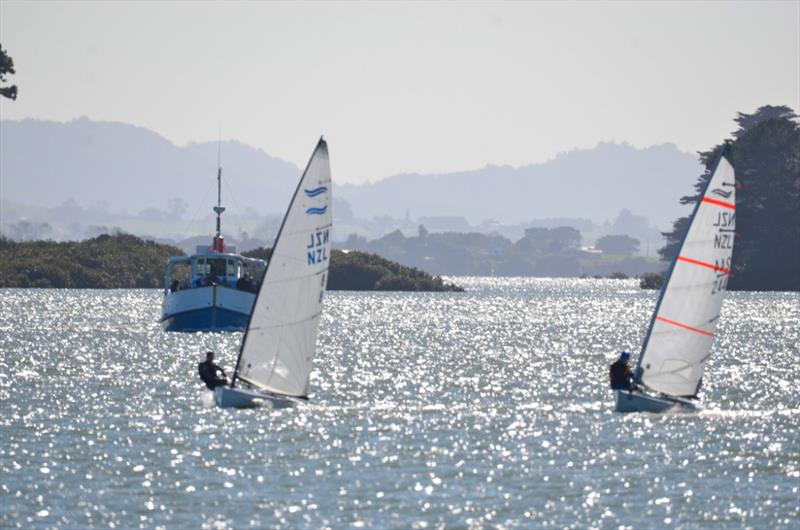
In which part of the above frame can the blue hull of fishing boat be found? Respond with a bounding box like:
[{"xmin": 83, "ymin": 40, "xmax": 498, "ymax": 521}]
[
  {"xmin": 214, "ymin": 386, "xmax": 298, "ymax": 409},
  {"xmin": 161, "ymin": 286, "xmax": 255, "ymax": 331},
  {"xmin": 161, "ymin": 306, "xmax": 250, "ymax": 332},
  {"xmin": 161, "ymin": 286, "xmax": 255, "ymax": 332},
  {"xmin": 614, "ymin": 390, "xmax": 699, "ymax": 413}
]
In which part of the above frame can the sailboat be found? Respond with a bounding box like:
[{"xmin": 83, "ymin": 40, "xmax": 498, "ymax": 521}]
[
  {"xmin": 215, "ymin": 138, "xmax": 332, "ymax": 409},
  {"xmin": 616, "ymin": 146, "xmax": 736, "ymax": 413}
]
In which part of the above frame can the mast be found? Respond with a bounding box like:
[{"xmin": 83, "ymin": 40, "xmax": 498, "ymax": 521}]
[
  {"xmin": 633, "ymin": 143, "xmax": 730, "ymax": 387},
  {"xmin": 212, "ymin": 141, "xmax": 226, "ymax": 252}
]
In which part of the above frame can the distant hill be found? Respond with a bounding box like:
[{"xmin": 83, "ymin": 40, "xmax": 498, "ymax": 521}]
[
  {"xmin": 1, "ymin": 118, "xmax": 700, "ymax": 232},
  {"xmin": 0, "ymin": 118, "xmax": 301, "ymax": 216},
  {"xmin": 337, "ymin": 142, "xmax": 701, "ymax": 229}
]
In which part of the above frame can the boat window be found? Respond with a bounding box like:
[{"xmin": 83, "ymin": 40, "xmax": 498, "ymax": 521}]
[
  {"xmin": 195, "ymin": 257, "xmax": 207, "ymax": 276},
  {"xmin": 167, "ymin": 261, "xmax": 191, "ymax": 291},
  {"xmin": 227, "ymin": 260, "xmax": 238, "ymax": 278},
  {"xmin": 209, "ymin": 258, "xmax": 226, "ymax": 278}
]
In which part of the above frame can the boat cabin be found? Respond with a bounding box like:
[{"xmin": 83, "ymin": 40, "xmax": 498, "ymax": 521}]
[{"xmin": 164, "ymin": 242, "xmax": 266, "ymax": 295}]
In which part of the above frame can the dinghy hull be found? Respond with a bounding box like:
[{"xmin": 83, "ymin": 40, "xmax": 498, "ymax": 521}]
[
  {"xmin": 614, "ymin": 390, "xmax": 698, "ymax": 413},
  {"xmin": 214, "ymin": 386, "xmax": 298, "ymax": 409}
]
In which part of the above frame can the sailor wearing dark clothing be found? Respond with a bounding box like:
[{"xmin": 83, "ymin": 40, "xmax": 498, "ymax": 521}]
[
  {"xmin": 198, "ymin": 351, "xmax": 228, "ymax": 390},
  {"xmin": 609, "ymin": 351, "xmax": 633, "ymax": 390}
]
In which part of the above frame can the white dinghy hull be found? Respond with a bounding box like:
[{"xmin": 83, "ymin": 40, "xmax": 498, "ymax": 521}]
[
  {"xmin": 614, "ymin": 390, "xmax": 698, "ymax": 413},
  {"xmin": 214, "ymin": 386, "xmax": 299, "ymax": 409}
]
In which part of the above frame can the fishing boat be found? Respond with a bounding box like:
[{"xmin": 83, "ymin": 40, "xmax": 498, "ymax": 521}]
[
  {"xmin": 161, "ymin": 162, "xmax": 267, "ymax": 332},
  {"xmin": 215, "ymin": 138, "xmax": 332, "ymax": 408},
  {"xmin": 615, "ymin": 146, "xmax": 736, "ymax": 413}
]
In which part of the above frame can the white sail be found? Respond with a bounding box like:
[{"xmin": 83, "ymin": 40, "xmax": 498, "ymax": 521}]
[
  {"xmin": 233, "ymin": 139, "xmax": 332, "ymax": 397},
  {"xmin": 637, "ymin": 154, "xmax": 736, "ymax": 397}
]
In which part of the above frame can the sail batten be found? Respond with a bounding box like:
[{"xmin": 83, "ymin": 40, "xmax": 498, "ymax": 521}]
[
  {"xmin": 636, "ymin": 150, "xmax": 736, "ymax": 398},
  {"xmin": 232, "ymin": 139, "xmax": 332, "ymax": 398}
]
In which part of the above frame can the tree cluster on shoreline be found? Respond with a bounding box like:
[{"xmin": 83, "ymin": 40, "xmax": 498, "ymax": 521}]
[
  {"xmin": 0, "ymin": 234, "xmax": 181, "ymax": 288},
  {"xmin": 242, "ymin": 247, "xmax": 464, "ymax": 292},
  {"xmin": 0, "ymin": 234, "xmax": 464, "ymax": 292},
  {"xmin": 341, "ymin": 225, "xmax": 660, "ymax": 279}
]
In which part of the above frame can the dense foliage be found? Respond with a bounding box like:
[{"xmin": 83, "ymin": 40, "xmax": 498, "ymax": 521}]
[
  {"xmin": 0, "ymin": 235, "xmax": 464, "ymax": 291},
  {"xmin": 0, "ymin": 234, "xmax": 182, "ymax": 288},
  {"xmin": 242, "ymin": 246, "xmax": 464, "ymax": 292},
  {"xmin": 595, "ymin": 234, "xmax": 640, "ymax": 256},
  {"xmin": 659, "ymin": 105, "xmax": 800, "ymax": 291},
  {"xmin": 328, "ymin": 250, "xmax": 463, "ymax": 292},
  {"xmin": 639, "ymin": 271, "xmax": 665, "ymax": 290},
  {"xmin": 0, "ymin": 43, "xmax": 17, "ymax": 100},
  {"xmin": 343, "ymin": 226, "xmax": 661, "ymax": 278}
]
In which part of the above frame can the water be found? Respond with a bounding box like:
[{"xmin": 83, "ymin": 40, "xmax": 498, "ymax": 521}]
[{"xmin": 1, "ymin": 278, "xmax": 798, "ymax": 529}]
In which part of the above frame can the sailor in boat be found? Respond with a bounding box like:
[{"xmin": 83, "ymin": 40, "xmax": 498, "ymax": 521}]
[
  {"xmin": 609, "ymin": 351, "xmax": 633, "ymax": 390},
  {"xmin": 198, "ymin": 351, "xmax": 229, "ymax": 390}
]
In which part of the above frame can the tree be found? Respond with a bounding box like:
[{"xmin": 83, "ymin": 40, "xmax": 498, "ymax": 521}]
[
  {"xmin": 658, "ymin": 105, "xmax": 800, "ymax": 291},
  {"xmin": 0, "ymin": 43, "xmax": 17, "ymax": 100},
  {"xmin": 596, "ymin": 234, "xmax": 640, "ymax": 255},
  {"xmin": 658, "ymin": 216, "xmax": 689, "ymax": 263},
  {"xmin": 548, "ymin": 226, "xmax": 582, "ymax": 252},
  {"xmin": 516, "ymin": 226, "xmax": 581, "ymax": 254},
  {"xmin": 728, "ymin": 115, "xmax": 800, "ymax": 290},
  {"xmin": 733, "ymin": 105, "xmax": 797, "ymax": 137},
  {"xmin": 611, "ymin": 208, "xmax": 649, "ymax": 236}
]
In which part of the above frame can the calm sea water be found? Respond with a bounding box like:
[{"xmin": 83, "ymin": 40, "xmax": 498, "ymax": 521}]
[{"xmin": 1, "ymin": 278, "xmax": 798, "ymax": 529}]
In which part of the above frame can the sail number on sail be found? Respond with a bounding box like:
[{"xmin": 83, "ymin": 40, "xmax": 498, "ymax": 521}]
[
  {"xmin": 708, "ymin": 185, "xmax": 736, "ymax": 295},
  {"xmin": 713, "ymin": 210, "xmax": 735, "ymax": 250},
  {"xmin": 307, "ymin": 229, "xmax": 330, "ymax": 265},
  {"xmin": 711, "ymin": 262, "xmax": 731, "ymax": 295}
]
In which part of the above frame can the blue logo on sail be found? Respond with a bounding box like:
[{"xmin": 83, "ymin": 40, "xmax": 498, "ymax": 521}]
[
  {"xmin": 304, "ymin": 187, "xmax": 328, "ymax": 198},
  {"xmin": 306, "ymin": 206, "xmax": 327, "ymax": 215}
]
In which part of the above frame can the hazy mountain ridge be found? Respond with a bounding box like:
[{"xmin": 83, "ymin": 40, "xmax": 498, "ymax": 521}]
[
  {"xmin": 0, "ymin": 118, "xmax": 301, "ymax": 216},
  {"xmin": 336, "ymin": 142, "xmax": 701, "ymax": 228},
  {"xmin": 2, "ymin": 118, "xmax": 699, "ymax": 233}
]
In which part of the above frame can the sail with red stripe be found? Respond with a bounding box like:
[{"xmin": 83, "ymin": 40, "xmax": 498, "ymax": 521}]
[{"xmin": 636, "ymin": 152, "xmax": 736, "ymax": 397}]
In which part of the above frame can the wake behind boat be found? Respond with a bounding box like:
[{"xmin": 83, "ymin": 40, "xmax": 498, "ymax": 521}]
[
  {"xmin": 613, "ymin": 145, "xmax": 736, "ymax": 413},
  {"xmin": 214, "ymin": 138, "xmax": 332, "ymax": 409}
]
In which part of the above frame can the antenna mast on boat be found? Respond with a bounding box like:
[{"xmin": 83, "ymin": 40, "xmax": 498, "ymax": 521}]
[{"xmin": 212, "ymin": 134, "xmax": 226, "ymax": 252}]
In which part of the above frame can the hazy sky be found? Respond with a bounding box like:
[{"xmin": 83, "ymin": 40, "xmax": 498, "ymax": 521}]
[{"xmin": 1, "ymin": 1, "xmax": 798, "ymax": 184}]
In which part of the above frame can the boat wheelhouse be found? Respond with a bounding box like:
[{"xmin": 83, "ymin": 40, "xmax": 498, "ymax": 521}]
[{"xmin": 161, "ymin": 163, "xmax": 267, "ymax": 332}]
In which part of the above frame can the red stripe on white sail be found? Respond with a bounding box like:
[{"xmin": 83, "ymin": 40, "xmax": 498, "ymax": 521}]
[
  {"xmin": 701, "ymin": 197, "xmax": 735, "ymax": 210},
  {"xmin": 655, "ymin": 316, "xmax": 715, "ymax": 337},
  {"xmin": 677, "ymin": 256, "xmax": 731, "ymax": 275}
]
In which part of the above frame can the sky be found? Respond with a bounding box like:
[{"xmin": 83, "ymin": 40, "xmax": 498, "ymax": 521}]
[{"xmin": 0, "ymin": 1, "xmax": 798, "ymax": 184}]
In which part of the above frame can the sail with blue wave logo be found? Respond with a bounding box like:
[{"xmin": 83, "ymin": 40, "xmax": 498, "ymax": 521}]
[
  {"xmin": 232, "ymin": 138, "xmax": 332, "ymax": 398},
  {"xmin": 304, "ymin": 186, "xmax": 328, "ymax": 198}
]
